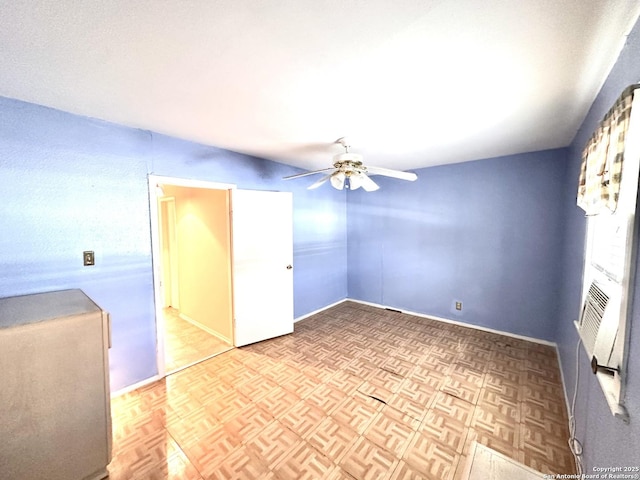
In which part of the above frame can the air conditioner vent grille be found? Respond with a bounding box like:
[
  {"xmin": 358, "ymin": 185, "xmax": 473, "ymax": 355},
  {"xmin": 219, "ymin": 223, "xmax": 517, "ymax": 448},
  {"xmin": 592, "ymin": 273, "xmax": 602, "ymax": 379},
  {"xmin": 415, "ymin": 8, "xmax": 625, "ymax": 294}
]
[
  {"xmin": 580, "ymin": 282, "xmax": 610, "ymax": 357},
  {"xmin": 588, "ymin": 282, "xmax": 609, "ymax": 314}
]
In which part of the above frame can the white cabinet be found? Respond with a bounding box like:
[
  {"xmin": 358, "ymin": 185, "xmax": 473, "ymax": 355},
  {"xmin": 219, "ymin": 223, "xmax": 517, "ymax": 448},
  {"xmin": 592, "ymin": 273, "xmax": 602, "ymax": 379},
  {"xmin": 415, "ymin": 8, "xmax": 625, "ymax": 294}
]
[{"xmin": 0, "ymin": 289, "xmax": 112, "ymax": 480}]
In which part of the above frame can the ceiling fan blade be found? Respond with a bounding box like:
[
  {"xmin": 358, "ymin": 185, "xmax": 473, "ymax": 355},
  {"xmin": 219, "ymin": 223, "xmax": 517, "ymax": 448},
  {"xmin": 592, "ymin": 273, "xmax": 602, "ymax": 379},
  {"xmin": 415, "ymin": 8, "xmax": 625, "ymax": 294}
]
[
  {"xmin": 283, "ymin": 167, "xmax": 334, "ymax": 180},
  {"xmin": 348, "ymin": 173, "xmax": 379, "ymax": 191},
  {"xmin": 365, "ymin": 166, "xmax": 417, "ymax": 181},
  {"xmin": 359, "ymin": 174, "xmax": 380, "ymax": 192},
  {"xmin": 307, "ymin": 173, "xmax": 333, "ymax": 190}
]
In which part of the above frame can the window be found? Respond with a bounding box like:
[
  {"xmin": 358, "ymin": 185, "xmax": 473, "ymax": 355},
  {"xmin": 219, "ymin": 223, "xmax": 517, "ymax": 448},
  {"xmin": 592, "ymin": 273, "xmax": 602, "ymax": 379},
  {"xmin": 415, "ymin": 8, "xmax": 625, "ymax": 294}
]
[{"xmin": 577, "ymin": 85, "xmax": 640, "ymax": 421}]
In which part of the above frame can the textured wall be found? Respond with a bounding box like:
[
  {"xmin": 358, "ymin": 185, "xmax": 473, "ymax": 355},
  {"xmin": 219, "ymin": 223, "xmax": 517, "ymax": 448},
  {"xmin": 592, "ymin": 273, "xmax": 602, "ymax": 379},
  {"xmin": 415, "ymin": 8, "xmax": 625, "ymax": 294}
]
[
  {"xmin": 556, "ymin": 15, "xmax": 640, "ymax": 471},
  {"xmin": 347, "ymin": 149, "xmax": 568, "ymax": 341},
  {"xmin": 0, "ymin": 98, "xmax": 347, "ymax": 391}
]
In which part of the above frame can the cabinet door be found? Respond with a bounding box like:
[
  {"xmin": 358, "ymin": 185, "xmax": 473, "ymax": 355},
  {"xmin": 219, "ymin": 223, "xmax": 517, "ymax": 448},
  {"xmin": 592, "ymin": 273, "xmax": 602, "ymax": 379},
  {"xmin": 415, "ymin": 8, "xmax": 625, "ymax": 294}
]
[
  {"xmin": 231, "ymin": 189, "xmax": 294, "ymax": 347},
  {"xmin": 0, "ymin": 312, "xmax": 110, "ymax": 480}
]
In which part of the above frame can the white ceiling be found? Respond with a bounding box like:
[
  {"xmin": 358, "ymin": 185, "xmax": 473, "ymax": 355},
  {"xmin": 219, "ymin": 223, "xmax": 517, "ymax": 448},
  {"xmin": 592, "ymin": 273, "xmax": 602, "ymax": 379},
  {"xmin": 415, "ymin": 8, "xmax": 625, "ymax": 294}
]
[{"xmin": 1, "ymin": 1, "xmax": 639, "ymax": 171}]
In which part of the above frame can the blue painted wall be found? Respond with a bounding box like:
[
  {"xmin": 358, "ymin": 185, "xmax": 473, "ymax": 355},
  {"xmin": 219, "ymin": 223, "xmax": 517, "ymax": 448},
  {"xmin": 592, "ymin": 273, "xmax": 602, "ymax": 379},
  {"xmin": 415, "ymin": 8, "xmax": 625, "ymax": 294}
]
[
  {"xmin": 556, "ymin": 16, "xmax": 640, "ymax": 471},
  {"xmin": 347, "ymin": 149, "xmax": 568, "ymax": 341},
  {"xmin": 0, "ymin": 98, "xmax": 347, "ymax": 391}
]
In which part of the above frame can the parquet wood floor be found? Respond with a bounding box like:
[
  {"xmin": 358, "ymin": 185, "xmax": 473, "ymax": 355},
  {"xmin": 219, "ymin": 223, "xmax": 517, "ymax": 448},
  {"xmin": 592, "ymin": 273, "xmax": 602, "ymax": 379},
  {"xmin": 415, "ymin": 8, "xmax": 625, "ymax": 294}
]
[
  {"xmin": 163, "ymin": 308, "xmax": 232, "ymax": 373},
  {"xmin": 108, "ymin": 301, "xmax": 574, "ymax": 479}
]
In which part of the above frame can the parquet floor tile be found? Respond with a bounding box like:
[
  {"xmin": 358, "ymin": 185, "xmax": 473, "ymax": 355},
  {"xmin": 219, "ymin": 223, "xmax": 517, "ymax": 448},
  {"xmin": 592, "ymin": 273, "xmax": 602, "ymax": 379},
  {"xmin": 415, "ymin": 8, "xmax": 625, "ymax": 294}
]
[
  {"xmin": 273, "ymin": 442, "xmax": 336, "ymax": 480},
  {"xmin": 281, "ymin": 371, "xmax": 323, "ymax": 399},
  {"xmin": 279, "ymin": 400, "xmax": 327, "ymax": 439},
  {"xmin": 331, "ymin": 392, "xmax": 383, "ymax": 435},
  {"xmin": 358, "ymin": 380, "xmax": 395, "ymax": 404},
  {"xmin": 305, "ymin": 383, "xmax": 348, "ymax": 415},
  {"xmin": 465, "ymin": 428, "xmax": 518, "ymax": 459},
  {"xmin": 395, "ymin": 377, "xmax": 437, "ymax": 407},
  {"xmin": 390, "ymin": 461, "xmax": 430, "ymax": 480},
  {"xmin": 203, "ymin": 444, "xmax": 269, "ymax": 479},
  {"xmin": 364, "ymin": 408, "xmax": 418, "ymax": 457},
  {"xmin": 340, "ymin": 436, "xmax": 399, "ymax": 480},
  {"xmin": 181, "ymin": 425, "xmax": 241, "ymax": 475},
  {"xmin": 245, "ymin": 420, "xmax": 303, "ymax": 468},
  {"xmin": 440, "ymin": 378, "xmax": 481, "ymax": 405},
  {"xmin": 255, "ymin": 385, "xmax": 301, "ymax": 418},
  {"xmin": 236, "ymin": 374, "xmax": 279, "ymax": 402},
  {"xmin": 204, "ymin": 388, "xmax": 253, "ymax": 423},
  {"xmin": 162, "ymin": 308, "xmax": 232, "ymax": 374},
  {"xmin": 307, "ymin": 415, "xmax": 359, "ymax": 463},
  {"xmin": 477, "ymin": 389, "xmax": 520, "ymax": 422},
  {"xmin": 408, "ymin": 365, "xmax": 445, "ymax": 391},
  {"xmin": 403, "ymin": 433, "xmax": 460, "ymax": 480},
  {"xmin": 223, "ymin": 403, "xmax": 274, "ymax": 443},
  {"xmin": 430, "ymin": 391, "xmax": 476, "ymax": 426},
  {"xmin": 471, "ymin": 404, "xmax": 520, "ymax": 449},
  {"xmin": 165, "ymin": 406, "xmax": 220, "ymax": 446},
  {"xmin": 386, "ymin": 392, "xmax": 431, "ymax": 422},
  {"xmin": 327, "ymin": 369, "xmax": 367, "ymax": 394},
  {"xmin": 419, "ymin": 408, "xmax": 469, "ymax": 454},
  {"xmin": 108, "ymin": 301, "xmax": 575, "ymax": 479}
]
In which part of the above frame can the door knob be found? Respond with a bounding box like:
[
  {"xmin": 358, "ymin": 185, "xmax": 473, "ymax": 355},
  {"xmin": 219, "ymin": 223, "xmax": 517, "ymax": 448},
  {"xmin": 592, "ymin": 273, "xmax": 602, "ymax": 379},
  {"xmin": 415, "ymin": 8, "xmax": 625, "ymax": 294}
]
[{"xmin": 286, "ymin": 265, "xmax": 293, "ymax": 270}]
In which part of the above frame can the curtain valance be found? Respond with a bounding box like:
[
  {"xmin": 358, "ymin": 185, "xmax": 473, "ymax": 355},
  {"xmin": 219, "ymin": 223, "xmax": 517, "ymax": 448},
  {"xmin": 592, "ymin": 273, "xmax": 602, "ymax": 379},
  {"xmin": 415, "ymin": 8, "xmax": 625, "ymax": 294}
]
[{"xmin": 577, "ymin": 85, "xmax": 638, "ymax": 215}]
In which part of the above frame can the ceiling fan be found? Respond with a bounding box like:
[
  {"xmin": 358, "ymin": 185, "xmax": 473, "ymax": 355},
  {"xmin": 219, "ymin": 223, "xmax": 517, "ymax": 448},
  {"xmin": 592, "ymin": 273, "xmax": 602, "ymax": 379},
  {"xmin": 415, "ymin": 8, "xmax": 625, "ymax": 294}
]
[{"xmin": 283, "ymin": 138, "xmax": 418, "ymax": 191}]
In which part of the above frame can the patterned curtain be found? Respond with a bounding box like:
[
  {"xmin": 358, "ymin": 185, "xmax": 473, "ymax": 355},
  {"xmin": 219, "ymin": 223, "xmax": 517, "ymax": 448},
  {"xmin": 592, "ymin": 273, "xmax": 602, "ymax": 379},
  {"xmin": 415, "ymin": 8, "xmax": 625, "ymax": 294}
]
[{"xmin": 577, "ymin": 85, "xmax": 638, "ymax": 215}]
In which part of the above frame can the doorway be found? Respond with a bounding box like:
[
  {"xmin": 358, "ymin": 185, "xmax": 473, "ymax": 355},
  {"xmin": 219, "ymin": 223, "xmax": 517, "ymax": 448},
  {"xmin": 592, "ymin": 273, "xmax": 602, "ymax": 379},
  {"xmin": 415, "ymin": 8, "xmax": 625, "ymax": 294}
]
[
  {"xmin": 149, "ymin": 175, "xmax": 236, "ymax": 376},
  {"xmin": 149, "ymin": 175, "xmax": 296, "ymax": 378}
]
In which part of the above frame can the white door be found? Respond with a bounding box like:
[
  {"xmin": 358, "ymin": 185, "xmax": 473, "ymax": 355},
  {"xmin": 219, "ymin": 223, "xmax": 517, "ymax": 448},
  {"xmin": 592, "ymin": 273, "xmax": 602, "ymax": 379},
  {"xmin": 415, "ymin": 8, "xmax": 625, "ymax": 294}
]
[{"xmin": 231, "ymin": 189, "xmax": 294, "ymax": 346}]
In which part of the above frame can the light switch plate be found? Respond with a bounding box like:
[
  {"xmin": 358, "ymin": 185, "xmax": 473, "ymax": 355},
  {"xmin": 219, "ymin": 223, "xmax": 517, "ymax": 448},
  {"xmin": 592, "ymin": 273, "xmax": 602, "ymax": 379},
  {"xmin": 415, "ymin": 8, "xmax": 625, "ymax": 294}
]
[{"xmin": 83, "ymin": 251, "xmax": 95, "ymax": 266}]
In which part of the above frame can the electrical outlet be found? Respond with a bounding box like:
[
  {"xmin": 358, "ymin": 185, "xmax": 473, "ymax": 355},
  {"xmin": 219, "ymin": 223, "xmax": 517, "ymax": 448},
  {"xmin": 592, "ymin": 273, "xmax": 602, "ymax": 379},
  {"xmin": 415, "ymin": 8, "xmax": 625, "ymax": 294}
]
[
  {"xmin": 455, "ymin": 301, "xmax": 462, "ymax": 311},
  {"xmin": 83, "ymin": 251, "xmax": 95, "ymax": 266}
]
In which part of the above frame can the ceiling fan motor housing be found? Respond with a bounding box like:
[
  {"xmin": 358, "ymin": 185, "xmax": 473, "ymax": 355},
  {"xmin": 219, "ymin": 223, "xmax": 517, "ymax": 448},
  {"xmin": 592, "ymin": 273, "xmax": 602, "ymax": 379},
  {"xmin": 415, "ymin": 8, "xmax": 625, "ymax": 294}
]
[
  {"xmin": 333, "ymin": 153, "xmax": 365, "ymax": 176},
  {"xmin": 333, "ymin": 153, "xmax": 363, "ymax": 164}
]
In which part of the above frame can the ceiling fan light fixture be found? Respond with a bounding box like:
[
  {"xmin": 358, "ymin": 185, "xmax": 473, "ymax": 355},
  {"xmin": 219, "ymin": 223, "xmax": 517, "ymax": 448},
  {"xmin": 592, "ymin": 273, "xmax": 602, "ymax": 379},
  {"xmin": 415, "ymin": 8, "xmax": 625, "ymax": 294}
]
[
  {"xmin": 330, "ymin": 171, "xmax": 346, "ymax": 190},
  {"xmin": 349, "ymin": 173, "xmax": 364, "ymax": 190}
]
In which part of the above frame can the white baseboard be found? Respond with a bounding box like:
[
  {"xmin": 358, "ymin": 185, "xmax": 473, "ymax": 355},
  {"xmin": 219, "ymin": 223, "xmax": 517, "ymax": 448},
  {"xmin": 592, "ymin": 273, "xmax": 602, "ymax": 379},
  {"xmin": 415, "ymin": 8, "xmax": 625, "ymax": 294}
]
[
  {"xmin": 346, "ymin": 298, "xmax": 557, "ymax": 347},
  {"xmin": 111, "ymin": 374, "xmax": 162, "ymax": 398},
  {"xmin": 179, "ymin": 312, "xmax": 233, "ymax": 345},
  {"xmin": 555, "ymin": 342, "xmax": 573, "ymax": 426},
  {"xmin": 294, "ymin": 298, "xmax": 348, "ymax": 323}
]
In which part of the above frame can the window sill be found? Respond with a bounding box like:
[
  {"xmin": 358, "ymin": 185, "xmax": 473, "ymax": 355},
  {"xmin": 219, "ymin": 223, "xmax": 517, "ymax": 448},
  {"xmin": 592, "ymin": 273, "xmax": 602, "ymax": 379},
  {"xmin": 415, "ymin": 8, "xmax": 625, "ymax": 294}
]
[{"xmin": 596, "ymin": 370, "xmax": 629, "ymax": 423}]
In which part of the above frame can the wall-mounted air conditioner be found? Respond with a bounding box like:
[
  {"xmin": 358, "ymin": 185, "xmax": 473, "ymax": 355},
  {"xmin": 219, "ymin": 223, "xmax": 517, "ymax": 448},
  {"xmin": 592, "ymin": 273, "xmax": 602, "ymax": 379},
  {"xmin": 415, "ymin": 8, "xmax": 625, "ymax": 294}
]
[
  {"xmin": 575, "ymin": 262, "xmax": 630, "ymax": 422},
  {"xmin": 576, "ymin": 279, "xmax": 619, "ymax": 374}
]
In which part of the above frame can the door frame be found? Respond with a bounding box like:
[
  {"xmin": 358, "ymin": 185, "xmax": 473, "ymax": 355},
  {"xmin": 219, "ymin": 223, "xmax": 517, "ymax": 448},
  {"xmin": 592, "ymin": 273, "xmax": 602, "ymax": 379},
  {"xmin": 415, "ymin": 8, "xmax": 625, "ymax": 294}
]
[{"xmin": 148, "ymin": 175, "xmax": 236, "ymax": 378}]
